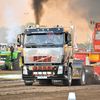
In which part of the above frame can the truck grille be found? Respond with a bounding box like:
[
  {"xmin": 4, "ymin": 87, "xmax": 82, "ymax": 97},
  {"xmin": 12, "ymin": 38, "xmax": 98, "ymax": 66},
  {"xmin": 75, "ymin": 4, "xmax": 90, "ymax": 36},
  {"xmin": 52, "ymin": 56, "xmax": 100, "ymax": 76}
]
[
  {"xmin": 32, "ymin": 66, "xmax": 53, "ymax": 76},
  {"xmin": 28, "ymin": 56, "xmax": 56, "ymax": 62},
  {"xmin": 33, "ymin": 66, "xmax": 53, "ymax": 70}
]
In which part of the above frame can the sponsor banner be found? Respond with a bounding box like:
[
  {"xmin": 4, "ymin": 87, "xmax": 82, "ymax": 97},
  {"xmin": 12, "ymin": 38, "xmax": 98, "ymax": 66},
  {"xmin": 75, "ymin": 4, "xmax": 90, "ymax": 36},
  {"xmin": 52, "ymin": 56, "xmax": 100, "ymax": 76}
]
[
  {"xmin": 89, "ymin": 54, "xmax": 99, "ymax": 62},
  {"xmin": 95, "ymin": 45, "xmax": 100, "ymax": 50}
]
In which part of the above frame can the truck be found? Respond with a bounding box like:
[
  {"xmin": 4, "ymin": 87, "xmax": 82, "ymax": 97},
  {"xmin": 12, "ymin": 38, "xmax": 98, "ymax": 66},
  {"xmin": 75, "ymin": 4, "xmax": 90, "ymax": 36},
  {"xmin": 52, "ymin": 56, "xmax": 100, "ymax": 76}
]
[
  {"xmin": 74, "ymin": 21, "xmax": 100, "ymax": 84},
  {"xmin": 17, "ymin": 25, "xmax": 85, "ymax": 86}
]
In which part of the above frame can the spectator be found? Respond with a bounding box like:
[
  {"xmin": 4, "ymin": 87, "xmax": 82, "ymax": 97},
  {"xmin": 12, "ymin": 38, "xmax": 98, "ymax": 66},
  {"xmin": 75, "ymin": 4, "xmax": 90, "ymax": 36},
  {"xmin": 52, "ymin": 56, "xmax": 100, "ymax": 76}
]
[{"xmin": 10, "ymin": 45, "xmax": 14, "ymax": 61}]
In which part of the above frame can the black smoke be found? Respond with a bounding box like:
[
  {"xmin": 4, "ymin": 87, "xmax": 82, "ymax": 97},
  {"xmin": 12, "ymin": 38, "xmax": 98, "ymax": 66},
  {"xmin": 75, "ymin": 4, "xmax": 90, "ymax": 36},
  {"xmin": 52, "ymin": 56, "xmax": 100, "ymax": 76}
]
[{"xmin": 31, "ymin": 0, "xmax": 48, "ymax": 25}]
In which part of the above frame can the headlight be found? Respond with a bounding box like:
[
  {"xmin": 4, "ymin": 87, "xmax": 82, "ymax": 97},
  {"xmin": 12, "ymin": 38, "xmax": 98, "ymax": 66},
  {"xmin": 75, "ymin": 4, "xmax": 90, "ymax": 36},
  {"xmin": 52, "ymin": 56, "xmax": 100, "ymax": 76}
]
[
  {"xmin": 57, "ymin": 65, "xmax": 63, "ymax": 74},
  {"xmin": 23, "ymin": 66, "xmax": 28, "ymax": 75},
  {"xmin": 4, "ymin": 58, "xmax": 6, "ymax": 60},
  {"xmin": 47, "ymin": 72, "xmax": 51, "ymax": 74}
]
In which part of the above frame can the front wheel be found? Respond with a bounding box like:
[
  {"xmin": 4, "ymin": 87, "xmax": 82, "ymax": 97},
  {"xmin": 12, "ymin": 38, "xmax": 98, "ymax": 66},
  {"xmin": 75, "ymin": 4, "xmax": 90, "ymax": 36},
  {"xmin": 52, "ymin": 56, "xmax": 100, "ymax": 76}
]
[
  {"xmin": 13, "ymin": 54, "xmax": 22, "ymax": 70},
  {"xmin": 24, "ymin": 80, "xmax": 33, "ymax": 86},
  {"xmin": 8, "ymin": 63, "xmax": 13, "ymax": 71},
  {"xmin": 85, "ymin": 67, "xmax": 94, "ymax": 85},
  {"xmin": 63, "ymin": 67, "xmax": 72, "ymax": 86}
]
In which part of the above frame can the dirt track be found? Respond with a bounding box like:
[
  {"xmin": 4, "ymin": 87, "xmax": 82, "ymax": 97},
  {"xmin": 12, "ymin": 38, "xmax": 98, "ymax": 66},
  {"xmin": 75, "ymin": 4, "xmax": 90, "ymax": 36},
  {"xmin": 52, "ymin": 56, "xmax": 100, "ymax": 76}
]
[
  {"xmin": 0, "ymin": 69, "xmax": 21, "ymax": 74},
  {"xmin": 0, "ymin": 70, "xmax": 100, "ymax": 100},
  {"xmin": 0, "ymin": 81, "xmax": 100, "ymax": 100}
]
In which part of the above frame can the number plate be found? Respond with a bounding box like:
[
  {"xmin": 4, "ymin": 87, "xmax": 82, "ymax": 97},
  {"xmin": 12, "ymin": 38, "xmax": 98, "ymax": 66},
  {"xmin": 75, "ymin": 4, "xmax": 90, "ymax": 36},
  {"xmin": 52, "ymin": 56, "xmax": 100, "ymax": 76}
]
[{"xmin": 37, "ymin": 76, "xmax": 47, "ymax": 79}]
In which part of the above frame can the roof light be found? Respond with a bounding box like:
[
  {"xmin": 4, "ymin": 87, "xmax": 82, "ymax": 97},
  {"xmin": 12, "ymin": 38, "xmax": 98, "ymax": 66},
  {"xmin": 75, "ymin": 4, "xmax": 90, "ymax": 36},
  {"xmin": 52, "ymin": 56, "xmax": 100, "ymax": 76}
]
[
  {"xmin": 36, "ymin": 24, "xmax": 40, "ymax": 29},
  {"xmin": 28, "ymin": 25, "xmax": 31, "ymax": 29},
  {"xmin": 60, "ymin": 25, "xmax": 62, "ymax": 28},
  {"xmin": 56, "ymin": 24, "xmax": 59, "ymax": 28},
  {"xmin": 33, "ymin": 25, "xmax": 35, "ymax": 29}
]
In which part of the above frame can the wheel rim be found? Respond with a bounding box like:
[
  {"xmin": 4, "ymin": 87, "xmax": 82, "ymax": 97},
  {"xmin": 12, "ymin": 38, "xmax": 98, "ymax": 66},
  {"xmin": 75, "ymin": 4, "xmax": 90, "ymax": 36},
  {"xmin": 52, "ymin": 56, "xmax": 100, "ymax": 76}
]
[
  {"xmin": 19, "ymin": 56, "xmax": 22, "ymax": 68},
  {"xmin": 82, "ymin": 69, "xmax": 85, "ymax": 84},
  {"xmin": 68, "ymin": 67, "xmax": 72, "ymax": 85},
  {"xmin": 11, "ymin": 64, "xmax": 13, "ymax": 70}
]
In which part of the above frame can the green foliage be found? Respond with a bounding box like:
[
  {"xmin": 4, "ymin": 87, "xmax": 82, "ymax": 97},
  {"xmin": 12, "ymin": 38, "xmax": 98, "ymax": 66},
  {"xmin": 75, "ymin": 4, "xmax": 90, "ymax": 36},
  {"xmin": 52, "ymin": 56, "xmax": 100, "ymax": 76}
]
[{"xmin": 77, "ymin": 41, "xmax": 93, "ymax": 49}]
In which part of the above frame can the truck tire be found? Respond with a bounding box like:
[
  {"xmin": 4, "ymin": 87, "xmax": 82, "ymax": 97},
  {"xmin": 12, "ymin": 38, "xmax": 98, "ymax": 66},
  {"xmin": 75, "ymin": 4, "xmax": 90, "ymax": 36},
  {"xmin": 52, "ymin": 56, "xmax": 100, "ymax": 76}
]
[
  {"xmin": 85, "ymin": 66, "xmax": 94, "ymax": 85},
  {"xmin": 1, "ymin": 66, "xmax": 7, "ymax": 70},
  {"xmin": 24, "ymin": 80, "xmax": 33, "ymax": 86},
  {"xmin": 39, "ymin": 80, "xmax": 52, "ymax": 85},
  {"xmin": 8, "ymin": 63, "xmax": 13, "ymax": 71},
  {"xmin": 13, "ymin": 54, "xmax": 22, "ymax": 70},
  {"xmin": 72, "ymin": 68, "xmax": 85, "ymax": 86},
  {"xmin": 63, "ymin": 67, "xmax": 72, "ymax": 86}
]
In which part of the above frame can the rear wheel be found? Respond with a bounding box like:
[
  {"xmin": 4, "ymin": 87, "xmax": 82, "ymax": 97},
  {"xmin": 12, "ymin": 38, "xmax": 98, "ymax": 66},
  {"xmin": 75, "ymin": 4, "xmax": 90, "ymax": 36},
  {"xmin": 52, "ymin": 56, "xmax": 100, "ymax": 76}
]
[
  {"xmin": 80, "ymin": 68, "xmax": 85, "ymax": 85},
  {"xmin": 8, "ymin": 63, "xmax": 13, "ymax": 71},
  {"xmin": 85, "ymin": 66, "xmax": 94, "ymax": 85},
  {"xmin": 24, "ymin": 80, "xmax": 33, "ymax": 86},
  {"xmin": 63, "ymin": 67, "xmax": 72, "ymax": 86},
  {"xmin": 13, "ymin": 54, "xmax": 22, "ymax": 70},
  {"xmin": 72, "ymin": 68, "xmax": 85, "ymax": 86}
]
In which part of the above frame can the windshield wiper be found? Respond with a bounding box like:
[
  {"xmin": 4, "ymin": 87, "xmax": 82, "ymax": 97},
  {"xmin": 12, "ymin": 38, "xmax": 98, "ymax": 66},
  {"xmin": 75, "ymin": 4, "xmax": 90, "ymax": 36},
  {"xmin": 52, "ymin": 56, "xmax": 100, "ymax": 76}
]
[
  {"xmin": 41, "ymin": 43, "xmax": 57, "ymax": 46},
  {"xmin": 25, "ymin": 43, "xmax": 37, "ymax": 48}
]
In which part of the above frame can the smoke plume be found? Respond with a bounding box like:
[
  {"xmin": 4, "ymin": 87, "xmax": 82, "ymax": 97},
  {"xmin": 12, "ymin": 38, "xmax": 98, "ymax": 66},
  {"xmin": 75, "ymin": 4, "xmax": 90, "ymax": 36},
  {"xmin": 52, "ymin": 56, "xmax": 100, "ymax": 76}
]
[
  {"xmin": 3, "ymin": 0, "xmax": 27, "ymax": 43},
  {"xmin": 31, "ymin": 0, "xmax": 48, "ymax": 24},
  {"xmin": 68, "ymin": 0, "xmax": 100, "ymax": 29}
]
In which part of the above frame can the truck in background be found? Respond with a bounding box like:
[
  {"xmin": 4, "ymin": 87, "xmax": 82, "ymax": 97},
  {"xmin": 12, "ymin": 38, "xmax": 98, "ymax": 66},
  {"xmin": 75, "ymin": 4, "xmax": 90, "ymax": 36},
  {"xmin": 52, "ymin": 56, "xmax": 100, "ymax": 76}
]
[{"xmin": 74, "ymin": 22, "xmax": 100, "ymax": 84}]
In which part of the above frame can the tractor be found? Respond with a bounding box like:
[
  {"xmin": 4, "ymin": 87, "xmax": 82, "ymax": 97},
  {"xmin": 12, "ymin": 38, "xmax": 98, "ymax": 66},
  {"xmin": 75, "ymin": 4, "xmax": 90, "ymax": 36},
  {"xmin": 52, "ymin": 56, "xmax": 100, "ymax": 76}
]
[{"xmin": 0, "ymin": 45, "xmax": 22, "ymax": 70}]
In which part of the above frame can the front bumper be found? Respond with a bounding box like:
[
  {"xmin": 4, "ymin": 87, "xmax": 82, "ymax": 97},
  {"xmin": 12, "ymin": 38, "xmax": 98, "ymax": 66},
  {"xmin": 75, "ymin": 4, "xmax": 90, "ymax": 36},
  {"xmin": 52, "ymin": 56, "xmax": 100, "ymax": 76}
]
[
  {"xmin": 0, "ymin": 61, "xmax": 5, "ymax": 67},
  {"xmin": 22, "ymin": 64, "xmax": 68, "ymax": 80},
  {"xmin": 23, "ymin": 74, "xmax": 68, "ymax": 80}
]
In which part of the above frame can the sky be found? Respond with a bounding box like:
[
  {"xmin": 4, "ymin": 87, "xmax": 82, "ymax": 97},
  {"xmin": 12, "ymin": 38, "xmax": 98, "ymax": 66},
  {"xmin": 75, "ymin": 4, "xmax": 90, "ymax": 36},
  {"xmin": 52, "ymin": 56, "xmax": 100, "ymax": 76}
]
[{"xmin": 0, "ymin": 0, "xmax": 99, "ymax": 43}]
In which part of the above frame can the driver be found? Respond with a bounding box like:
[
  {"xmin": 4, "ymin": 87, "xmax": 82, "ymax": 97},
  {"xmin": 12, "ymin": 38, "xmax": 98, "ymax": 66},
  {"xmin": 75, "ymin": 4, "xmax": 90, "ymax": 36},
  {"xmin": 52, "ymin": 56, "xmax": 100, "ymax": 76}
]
[
  {"xmin": 54, "ymin": 33, "xmax": 62, "ymax": 43},
  {"xmin": 27, "ymin": 35, "xmax": 40, "ymax": 43},
  {"xmin": 27, "ymin": 35, "xmax": 36, "ymax": 43}
]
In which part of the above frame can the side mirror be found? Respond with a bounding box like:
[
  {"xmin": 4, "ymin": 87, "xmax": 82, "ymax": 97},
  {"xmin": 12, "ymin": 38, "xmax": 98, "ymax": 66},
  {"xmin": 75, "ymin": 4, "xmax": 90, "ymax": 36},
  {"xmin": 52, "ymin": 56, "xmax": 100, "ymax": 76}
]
[
  {"xmin": 17, "ymin": 43, "xmax": 21, "ymax": 47},
  {"xmin": 67, "ymin": 33, "xmax": 71, "ymax": 42},
  {"xmin": 68, "ymin": 42, "xmax": 71, "ymax": 46},
  {"xmin": 17, "ymin": 34, "xmax": 21, "ymax": 47},
  {"xmin": 17, "ymin": 34, "xmax": 21, "ymax": 42},
  {"xmin": 17, "ymin": 34, "xmax": 20, "ymax": 42},
  {"xmin": 65, "ymin": 32, "xmax": 71, "ymax": 44}
]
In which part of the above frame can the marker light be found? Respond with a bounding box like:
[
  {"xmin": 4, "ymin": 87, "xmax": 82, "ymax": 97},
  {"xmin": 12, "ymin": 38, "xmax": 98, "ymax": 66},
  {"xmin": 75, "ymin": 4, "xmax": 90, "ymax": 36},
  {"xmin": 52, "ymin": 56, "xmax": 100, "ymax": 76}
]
[
  {"xmin": 90, "ymin": 20, "xmax": 92, "ymax": 24},
  {"xmin": 93, "ymin": 20, "xmax": 95, "ymax": 24},
  {"xmin": 90, "ymin": 20, "xmax": 95, "ymax": 24}
]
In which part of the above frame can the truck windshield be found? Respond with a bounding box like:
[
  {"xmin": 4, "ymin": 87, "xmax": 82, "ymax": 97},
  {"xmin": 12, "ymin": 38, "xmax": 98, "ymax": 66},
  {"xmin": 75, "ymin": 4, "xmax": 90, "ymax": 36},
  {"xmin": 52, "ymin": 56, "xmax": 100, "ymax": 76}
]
[
  {"xmin": 25, "ymin": 33, "xmax": 63, "ymax": 45},
  {"xmin": 95, "ymin": 31, "xmax": 100, "ymax": 40}
]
